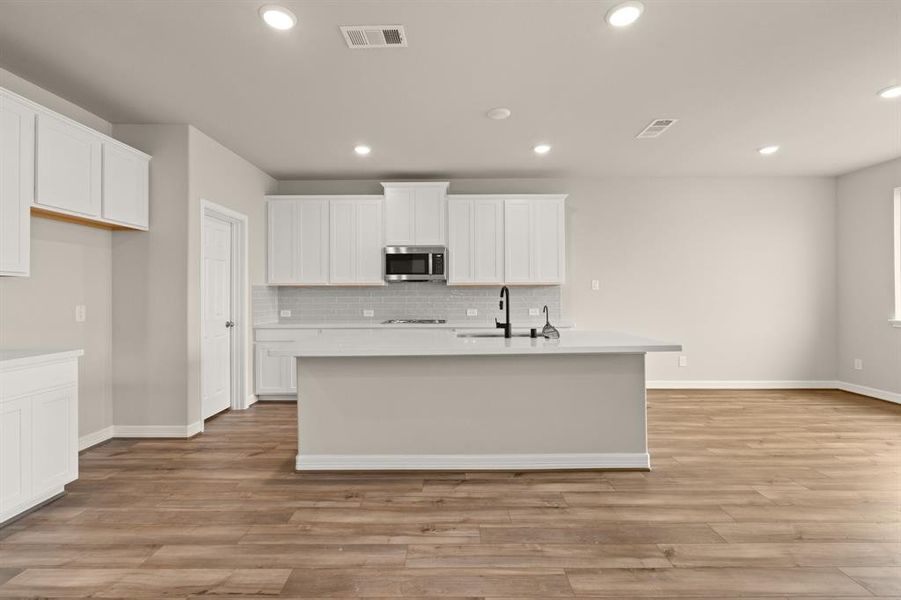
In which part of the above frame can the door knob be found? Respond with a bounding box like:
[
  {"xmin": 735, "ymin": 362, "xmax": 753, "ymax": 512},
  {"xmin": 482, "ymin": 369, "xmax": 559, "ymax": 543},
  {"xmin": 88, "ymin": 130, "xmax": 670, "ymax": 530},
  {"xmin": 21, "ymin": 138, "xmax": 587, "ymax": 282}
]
[{"xmin": 225, "ymin": 320, "xmax": 235, "ymax": 328}]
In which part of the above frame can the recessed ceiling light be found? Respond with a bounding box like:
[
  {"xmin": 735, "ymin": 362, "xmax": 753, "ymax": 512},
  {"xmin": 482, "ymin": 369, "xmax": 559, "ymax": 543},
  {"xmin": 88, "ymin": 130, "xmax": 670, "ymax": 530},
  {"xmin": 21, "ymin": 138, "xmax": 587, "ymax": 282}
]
[
  {"xmin": 606, "ymin": 1, "xmax": 644, "ymax": 27},
  {"xmin": 533, "ymin": 144, "xmax": 552, "ymax": 155},
  {"xmin": 878, "ymin": 84, "xmax": 901, "ymax": 99},
  {"xmin": 259, "ymin": 5, "xmax": 297, "ymax": 30},
  {"xmin": 354, "ymin": 145, "xmax": 371, "ymax": 156},
  {"xmin": 758, "ymin": 145, "xmax": 780, "ymax": 155},
  {"xmin": 486, "ymin": 107, "xmax": 512, "ymax": 120}
]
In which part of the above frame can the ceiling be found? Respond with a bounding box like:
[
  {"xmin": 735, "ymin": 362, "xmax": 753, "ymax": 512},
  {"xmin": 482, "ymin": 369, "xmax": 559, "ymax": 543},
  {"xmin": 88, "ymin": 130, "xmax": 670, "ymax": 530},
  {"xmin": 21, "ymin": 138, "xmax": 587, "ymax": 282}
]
[{"xmin": 0, "ymin": 0, "xmax": 898, "ymax": 179}]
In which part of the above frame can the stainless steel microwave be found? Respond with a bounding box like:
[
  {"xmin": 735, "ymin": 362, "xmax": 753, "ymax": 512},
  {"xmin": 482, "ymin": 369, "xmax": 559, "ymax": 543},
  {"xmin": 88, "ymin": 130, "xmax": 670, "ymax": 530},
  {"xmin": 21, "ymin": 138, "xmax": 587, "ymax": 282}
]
[{"xmin": 384, "ymin": 246, "xmax": 446, "ymax": 282}]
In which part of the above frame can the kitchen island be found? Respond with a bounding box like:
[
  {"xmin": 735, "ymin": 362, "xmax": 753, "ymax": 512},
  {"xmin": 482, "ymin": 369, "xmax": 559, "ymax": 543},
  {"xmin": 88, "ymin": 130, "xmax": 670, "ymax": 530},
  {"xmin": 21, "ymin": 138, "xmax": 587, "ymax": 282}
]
[{"xmin": 273, "ymin": 329, "xmax": 680, "ymax": 471}]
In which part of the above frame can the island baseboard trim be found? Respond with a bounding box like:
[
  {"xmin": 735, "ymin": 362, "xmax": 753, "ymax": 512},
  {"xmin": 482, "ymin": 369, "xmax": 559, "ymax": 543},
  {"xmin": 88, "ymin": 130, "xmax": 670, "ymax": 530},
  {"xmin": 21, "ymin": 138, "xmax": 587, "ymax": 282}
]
[{"xmin": 295, "ymin": 452, "xmax": 651, "ymax": 471}]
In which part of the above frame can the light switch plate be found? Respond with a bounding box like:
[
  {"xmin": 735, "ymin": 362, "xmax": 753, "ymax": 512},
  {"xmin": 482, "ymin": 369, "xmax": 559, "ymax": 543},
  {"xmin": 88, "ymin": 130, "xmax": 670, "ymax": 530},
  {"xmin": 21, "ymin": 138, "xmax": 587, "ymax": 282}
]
[
  {"xmin": 591, "ymin": 280, "xmax": 600, "ymax": 291},
  {"xmin": 678, "ymin": 355, "xmax": 688, "ymax": 367},
  {"xmin": 363, "ymin": 309, "xmax": 375, "ymax": 318},
  {"xmin": 466, "ymin": 308, "xmax": 478, "ymax": 316},
  {"xmin": 75, "ymin": 305, "xmax": 86, "ymax": 322},
  {"xmin": 853, "ymin": 358, "xmax": 863, "ymax": 370},
  {"xmin": 529, "ymin": 308, "xmax": 540, "ymax": 316},
  {"xmin": 279, "ymin": 310, "xmax": 291, "ymax": 318}
]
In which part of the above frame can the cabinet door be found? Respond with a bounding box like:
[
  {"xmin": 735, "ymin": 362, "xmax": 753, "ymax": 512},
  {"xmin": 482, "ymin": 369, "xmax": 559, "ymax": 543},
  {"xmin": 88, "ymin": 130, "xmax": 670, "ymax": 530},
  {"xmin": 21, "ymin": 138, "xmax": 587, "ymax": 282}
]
[
  {"xmin": 413, "ymin": 187, "xmax": 445, "ymax": 245},
  {"xmin": 473, "ymin": 199, "xmax": 505, "ymax": 283},
  {"xmin": 297, "ymin": 199, "xmax": 330, "ymax": 284},
  {"xmin": 0, "ymin": 396, "xmax": 33, "ymax": 519},
  {"xmin": 329, "ymin": 200, "xmax": 357, "ymax": 283},
  {"xmin": 31, "ymin": 386, "xmax": 77, "ymax": 495},
  {"xmin": 268, "ymin": 200, "xmax": 297, "ymax": 284},
  {"xmin": 355, "ymin": 199, "xmax": 384, "ymax": 284},
  {"xmin": 35, "ymin": 112, "xmax": 102, "ymax": 217},
  {"xmin": 0, "ymin": 94, "xmax": 35, "ymax": 277},
  {"xmin": 447, "ymin": 199, "xmax": 473, "ymax": 284},
  {"xmin": 504, "ymin": 199, "xmax": 534, "ymax": 283},
  {"xmin": 255, "ymin": 345, "xmax": 296, "ymax": 394},
  {"xmin": 384, "ymin": 187, "xmax": 414, "ymax": 245},
  {"xmin": 102, "ymin": 143, "xmax": 149, "ymax": 229},
  {"xmin": 533, "ymin": 198, "xmax": 565, "ymax": 283}
]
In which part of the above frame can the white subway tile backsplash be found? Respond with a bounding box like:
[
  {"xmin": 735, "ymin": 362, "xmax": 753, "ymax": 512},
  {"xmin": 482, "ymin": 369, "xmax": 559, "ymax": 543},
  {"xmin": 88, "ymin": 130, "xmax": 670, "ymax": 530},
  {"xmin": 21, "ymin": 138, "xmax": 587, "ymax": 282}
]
[{"xmin": 254, "ymin": 283, "xmax": 561, "ymax": 325}]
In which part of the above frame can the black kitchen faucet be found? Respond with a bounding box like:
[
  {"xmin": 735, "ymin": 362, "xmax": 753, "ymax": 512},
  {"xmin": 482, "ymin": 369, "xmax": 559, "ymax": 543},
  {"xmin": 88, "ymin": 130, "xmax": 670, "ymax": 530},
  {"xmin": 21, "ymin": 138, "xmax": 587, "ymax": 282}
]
[{"xmin": 495, "ymin": 285, "xmax": 512, "ymax": 338}]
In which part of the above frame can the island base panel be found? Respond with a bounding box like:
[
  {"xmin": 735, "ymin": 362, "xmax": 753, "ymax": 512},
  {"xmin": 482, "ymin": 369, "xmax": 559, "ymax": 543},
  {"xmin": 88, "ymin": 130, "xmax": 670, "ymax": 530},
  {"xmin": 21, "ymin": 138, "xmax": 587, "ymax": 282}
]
[{"xmin": 296, "ymin": 353, "xmax": 648, "ymax": 470}]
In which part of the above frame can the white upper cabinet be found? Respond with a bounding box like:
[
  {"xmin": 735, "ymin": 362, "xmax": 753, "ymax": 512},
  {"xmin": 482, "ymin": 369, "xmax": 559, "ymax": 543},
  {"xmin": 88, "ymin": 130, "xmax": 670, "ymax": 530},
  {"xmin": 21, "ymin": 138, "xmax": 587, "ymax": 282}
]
[
  {"xmin": 355, "ymin": 198, "xmax": 385, "ymax": 284},
  {"xmin": 35, "ymin": 111, "xmax": 102, "ymax": 217},
  {"xmin": 330, "ymin": 197, "xmax": 384, "ymax": 284},
  {"xmin": 447, "ymin": 196, "xmax": 505, "ymax": 285},
  {"xmin": 0, "ymin": 86, "xmax": 149, "ymax": 238},
  {"xmin": 382, "ymin": 182, "xmax": 448, "ymax": 246},
  {"xmin": 267, "ymin": 196, "xmax": 383, "ymax": 286},
  {"xmin": 449, "ymin": 194, "xmax": 565, "ymax": 286},
  {"xmin": 267, "ymin": 198, "xmax": 329, "ymax": 285},
  {"xmin": 102, "ymin": 141, "xmax": 150, "ymax": 229},
  {"xmin": 0, "ymin": 93, "xmax": 35, "ymax": 277},
  {"xmin": 504, "ymin": 195, "xmax": 566, "ymax": 285}
]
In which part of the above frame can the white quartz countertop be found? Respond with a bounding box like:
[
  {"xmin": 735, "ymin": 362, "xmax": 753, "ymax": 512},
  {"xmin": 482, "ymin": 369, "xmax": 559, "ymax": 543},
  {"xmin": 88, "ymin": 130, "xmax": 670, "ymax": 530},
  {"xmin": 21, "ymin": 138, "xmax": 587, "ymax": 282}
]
[
  {"xmin": 0, "ymin": 348, "xmax": 84, "ymax": 368},
  {"xmin": 255, "ymin": 320, "xmax": 573, "ymax": 330},
  {"xmin": 269, "ymin": 329, "xmax": 680, "ymax": 358}
]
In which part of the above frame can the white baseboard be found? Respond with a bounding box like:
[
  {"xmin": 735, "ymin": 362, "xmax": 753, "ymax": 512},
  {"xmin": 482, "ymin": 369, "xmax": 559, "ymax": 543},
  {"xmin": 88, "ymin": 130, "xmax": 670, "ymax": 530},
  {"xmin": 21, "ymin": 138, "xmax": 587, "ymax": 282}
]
[
  {"xmin": 113, "ymin": 423, "xmax": 203, "ymax": 439},
  {"xmin": 295, "ymin": 452, "xmax": 650, "ymax": 471},
  {"xmin": 647, "ymin": 380, "xmax": 838, "ymax": 389},
  {"xmin": 245, "ymin": 393, "xmax": 258, "ymax": 408},
  {"xmin": 78, "ymin": 426, "xmax": 115, "ymax": 451},
  {"xmin": 837, "ymin": 381, "xmax": 901, "ymax": 404}
]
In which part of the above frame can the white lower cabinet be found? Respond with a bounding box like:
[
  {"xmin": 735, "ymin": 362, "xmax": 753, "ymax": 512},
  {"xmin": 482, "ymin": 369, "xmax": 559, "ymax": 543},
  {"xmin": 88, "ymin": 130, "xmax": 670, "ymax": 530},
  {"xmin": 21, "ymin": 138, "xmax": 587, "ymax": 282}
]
[
  {"xmin": 255, "ymin": 344, "xmax": 297, "ymax": 395},
  {"xmin": 0, "ymin": 93, "xmax": 35, "ymax": 277},
  {"xmin": 254, "ymin": 329, "xmax": 321, "ymax": 396},
  {"xmin": 0, "ymin": 351, "xmax": 80, "ymax": 524}
]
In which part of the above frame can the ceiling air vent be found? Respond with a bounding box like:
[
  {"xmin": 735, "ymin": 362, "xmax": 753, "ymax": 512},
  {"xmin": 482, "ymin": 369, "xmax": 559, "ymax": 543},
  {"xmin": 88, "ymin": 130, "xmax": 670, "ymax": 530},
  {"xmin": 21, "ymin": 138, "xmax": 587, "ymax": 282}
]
[
  {"xmin": 340, "ymin": 25, "xmax": 407, "ymax": 49},
  {"xmin": 636, "ymin": 118, "xmax": 678, "ymax": 138}
]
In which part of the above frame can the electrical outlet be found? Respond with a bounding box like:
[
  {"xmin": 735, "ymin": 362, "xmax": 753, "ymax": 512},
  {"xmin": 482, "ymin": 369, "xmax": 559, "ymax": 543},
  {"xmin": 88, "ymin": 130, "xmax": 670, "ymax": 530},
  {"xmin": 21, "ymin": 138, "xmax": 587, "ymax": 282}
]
[
  {"xmin": 853, "ymin": 358, "xmax": 863, "ymax": 370},
  {"xmin": 466, "ymin": 308, "xmax": 478, "ymax": 317},
  {"xmin": 75, "ymin": 305, "xmax": 86, "ymax": 322},
  {"xmin": 591, "ymin": 279, "xmax": 600, "ymax": 291},
  {"xmin": 678, "ymin": 355, "xmax": 688, "ymax": 367},
  {"xmin": 279, "ymin": 309, "xmax": 291, "ymax": 318},
  {"xmin": 363, "ymin": 309, "xmax": 375, "ymax": 318},
  {"xmin": 529, "ymin": 308, "xmax": 539, "ymax": 316}
]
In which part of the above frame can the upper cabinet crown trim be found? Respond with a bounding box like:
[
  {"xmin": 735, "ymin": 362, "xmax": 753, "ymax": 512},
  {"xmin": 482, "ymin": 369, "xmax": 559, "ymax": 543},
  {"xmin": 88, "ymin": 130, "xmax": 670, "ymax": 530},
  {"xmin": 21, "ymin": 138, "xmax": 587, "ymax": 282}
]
[{"xmin": 0, "ymin": 87, "xmax": 151, "ymax": 160}]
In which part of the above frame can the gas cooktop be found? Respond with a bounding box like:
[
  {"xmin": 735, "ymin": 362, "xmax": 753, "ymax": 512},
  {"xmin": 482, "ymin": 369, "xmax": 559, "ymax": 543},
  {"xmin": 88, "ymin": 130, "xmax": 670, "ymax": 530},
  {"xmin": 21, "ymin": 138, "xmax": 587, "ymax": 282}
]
[{"xmin": 381, "ymin": 319, "xmax": 447, "ymax": 325}]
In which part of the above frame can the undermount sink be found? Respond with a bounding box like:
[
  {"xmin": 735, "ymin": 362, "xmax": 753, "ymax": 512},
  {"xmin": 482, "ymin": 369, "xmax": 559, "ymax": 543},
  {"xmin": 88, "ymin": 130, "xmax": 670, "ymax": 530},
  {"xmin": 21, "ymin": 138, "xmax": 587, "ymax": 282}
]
[{"xmin": 456, "ymin": 332, "xmax": 535, "ymax": 338}]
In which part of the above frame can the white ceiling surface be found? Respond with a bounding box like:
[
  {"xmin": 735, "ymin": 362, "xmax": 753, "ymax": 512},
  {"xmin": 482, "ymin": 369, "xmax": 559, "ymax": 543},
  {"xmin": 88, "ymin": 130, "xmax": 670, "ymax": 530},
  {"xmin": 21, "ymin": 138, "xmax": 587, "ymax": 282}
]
[{"xmin": 0, "ymin": 1, "xmax": 898, "ymax": 179}]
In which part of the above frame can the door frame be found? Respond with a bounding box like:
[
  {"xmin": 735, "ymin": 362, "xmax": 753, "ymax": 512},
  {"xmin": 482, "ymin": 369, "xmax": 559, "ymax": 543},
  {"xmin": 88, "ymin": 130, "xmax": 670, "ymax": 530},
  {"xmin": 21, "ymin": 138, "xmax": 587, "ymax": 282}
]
[{"xmin": 200, "ymin": 199, "xmax": 249, "ymax": 415}]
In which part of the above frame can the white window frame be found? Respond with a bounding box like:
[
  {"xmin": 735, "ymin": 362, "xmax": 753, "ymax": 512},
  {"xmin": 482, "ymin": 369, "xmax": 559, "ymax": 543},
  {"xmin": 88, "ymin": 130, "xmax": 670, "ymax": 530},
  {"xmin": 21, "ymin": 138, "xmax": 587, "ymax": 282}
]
[{"xmin": 893, "ymin": 188, "xmax": 901, "ymax": 327}]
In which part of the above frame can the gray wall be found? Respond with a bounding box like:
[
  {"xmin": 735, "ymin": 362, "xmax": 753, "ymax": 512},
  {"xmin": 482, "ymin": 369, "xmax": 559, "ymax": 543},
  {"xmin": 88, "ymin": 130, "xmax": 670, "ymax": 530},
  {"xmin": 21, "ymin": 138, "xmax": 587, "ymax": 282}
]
[
  {"xmin": 279, "ymin": 177, "xmax": 838, "ymax": 383},
  {"xmin": 836, "ymin": 158, "xmax": 901, "ymax": 394},
  {"xmin": 110, "ymin": 124, "xmax": 191, "ymax": 428},
  {"xmin": 0, "ymin": 67, "xmax": 114, "ymax": 438}
]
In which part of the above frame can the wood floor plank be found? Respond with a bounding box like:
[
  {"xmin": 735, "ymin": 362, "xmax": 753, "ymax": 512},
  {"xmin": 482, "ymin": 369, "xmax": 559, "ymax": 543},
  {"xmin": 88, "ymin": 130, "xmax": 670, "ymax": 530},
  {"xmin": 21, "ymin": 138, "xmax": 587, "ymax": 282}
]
[
  {"xmin": 840, "ymin": 566, "xmax": 901, "ymax": 596},
  {"xmin": 281, "ymin": 567, "xmax": 574, "ymax": 597},
  {"xmin": 405, "ymin": 543, "xmax": 671, "ymax": 568},
  {"xmin": 143, "ymin": 543, "xmax": 408, "ymax": 568},
  {"xmin": 566, "ymin": 567, "xmax": 873, "ymax": 596},
  {"xmin": 480, "ymin": 523, "xmax": 726, "ymax": 545},
  {"xmin": 659, "ymin": 542, "xmax": 901, "ymax": 567}
]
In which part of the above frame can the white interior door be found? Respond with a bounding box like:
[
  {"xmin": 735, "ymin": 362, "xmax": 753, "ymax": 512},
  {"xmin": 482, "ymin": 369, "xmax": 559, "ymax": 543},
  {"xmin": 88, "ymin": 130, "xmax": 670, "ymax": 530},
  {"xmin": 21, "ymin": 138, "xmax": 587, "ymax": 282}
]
[{"xmin": 202, "ymin": 214, "xmax": 232, "ymax": 419}]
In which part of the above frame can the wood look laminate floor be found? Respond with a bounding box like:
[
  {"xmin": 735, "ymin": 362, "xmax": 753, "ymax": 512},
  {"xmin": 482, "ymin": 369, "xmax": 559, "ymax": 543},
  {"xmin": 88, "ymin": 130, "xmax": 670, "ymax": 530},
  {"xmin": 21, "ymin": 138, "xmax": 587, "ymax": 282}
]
[{"xmin": 0, "ymin": 390, "xmax": 899, "ymax": 598}]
